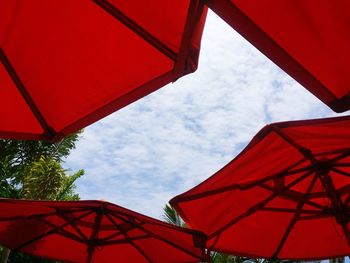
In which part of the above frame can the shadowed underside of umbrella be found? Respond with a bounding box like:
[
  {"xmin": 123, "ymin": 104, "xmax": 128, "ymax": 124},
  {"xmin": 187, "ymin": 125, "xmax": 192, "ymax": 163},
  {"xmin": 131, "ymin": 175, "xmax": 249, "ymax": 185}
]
[
  {"xmin": 171, "ymin": 115, "xmax": 350, "ymax": 260},
  {"xmin": 0, "ymin": 199, "xmax": 208, "ymax": 263},
  {"xmin": 206, "ymin": 0, "xmax": 350, "ymax": 112},
  {"xmin": 0, "ymin": 0, "xmax": 207, "ymax": 141}
]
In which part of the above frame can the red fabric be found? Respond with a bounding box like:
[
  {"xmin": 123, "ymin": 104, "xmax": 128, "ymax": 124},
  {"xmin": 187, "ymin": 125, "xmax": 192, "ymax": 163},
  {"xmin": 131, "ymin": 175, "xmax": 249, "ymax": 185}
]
[
  {"xmin": 207, "ymin": 0, "xmax": 350, "ymax": 112},
  {"xmin": 0, "ymin": 0, "xmax": 207, "ymax": 141},
  {"xmin": 0, "ymin": 199, "xmax": 208, "ymax": 262},
  {"xmin": 171, "ymin": 115, "xmax": 350, "ymax": 260}
]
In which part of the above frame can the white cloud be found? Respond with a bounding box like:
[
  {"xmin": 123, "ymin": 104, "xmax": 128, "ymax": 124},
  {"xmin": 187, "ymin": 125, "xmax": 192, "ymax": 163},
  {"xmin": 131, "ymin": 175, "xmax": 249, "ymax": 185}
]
[{"xmin": 64, "ymin": 11, "xmax": 334, "ymax": 219}]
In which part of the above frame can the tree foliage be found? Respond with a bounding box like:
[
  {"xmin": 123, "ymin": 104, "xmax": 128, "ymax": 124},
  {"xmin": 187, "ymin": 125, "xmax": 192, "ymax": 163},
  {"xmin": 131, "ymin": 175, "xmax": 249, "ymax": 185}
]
[
  {"xmin": 163, "ymin": 203, "xmax": 185, "ymax": 227},
  {"xmin": 0, "ymin": 133, "xmax": 82, "ymax": 200},
  {"xmin": 21, "ymin": 156, "xmax": 83, "ymax": 201}
]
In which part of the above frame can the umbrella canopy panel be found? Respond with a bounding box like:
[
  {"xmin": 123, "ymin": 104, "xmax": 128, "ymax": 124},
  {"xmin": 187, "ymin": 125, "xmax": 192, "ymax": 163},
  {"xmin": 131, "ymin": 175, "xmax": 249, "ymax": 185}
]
[
  {"xmin": 0, "ymin": 0, "xmax": 207, "ymax": 141},
  {"xmin": 0, "ymin": 199, "xmax": 208, "ymax": 263},
  {"xmin": 207, "ymin": 0, "xmax": 350, "ymax": 112},
  {"xmin": 171, "ymin": 115, "xmax": 350, "ymax": 260}
]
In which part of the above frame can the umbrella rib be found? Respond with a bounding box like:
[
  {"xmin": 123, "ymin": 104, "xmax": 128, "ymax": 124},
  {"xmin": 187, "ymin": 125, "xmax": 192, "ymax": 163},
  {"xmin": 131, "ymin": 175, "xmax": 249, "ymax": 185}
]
[
  {"xmin": 92, "ymin": 0, "xmax": 176, "ymax": 61},
  {"xmin": 36, "ymin": 217, "xmax": 88, "ymax": 245},
  {"xmin": 271, "ymin": 125, "xmax": 311, "ymax": 159},
  {"xmin": 56, "ymin": 210, "xmax": 90, "ymax": 243},
  {"xmin": 258, "ymin": 181, "xmax": 324, "ymax": 210},
  {"xmin": 15, "ymin": 210, "xmax": 94, "ymax": 251},
  {"xmin": 108, "ymin": 207, "xmax": 206, "ymax": 237},
  {"xmin": 334, "ymin": 162, "xmax": 350, "ymax": 168},
  {"xmin": 271, "ymin": 174, "xmax": 318, "ymax": 259},
  {"xmin": 174, "ymin": 161, "xmax": 311, "ymax": 203},
  {"xmin": 340, "ymin": 224, "xmax": 350, "ymax": 246},
  {"xmin": 110, "ymin": 213, "xmax": 205, "ymax": 261},
  {"xmin": 259, "ymin": 207, "xmax": 324, "ymax": 215},
  {"xmin": 308, "ymin": 184, "xmax": 350, "ymax": 199},
  {"xmin": 173, "ymin": 0, "xmax": 205, "ymax": 76},
  {"xmin": 0, "ymin": 48, "xmax": 55, "ymax": 139},
  {"xmin": 314, "ymin": 148, "xmax": 350, "ymax": 158},
  {"xmin": 298, "ymin": 214, "xmax": 334, "ymax": 220},
  {"xmin": 98, "ymin": 229, "xmax": 125, "ymax": 242},
  {"xmin": 208, "ymin": 170, "xmax": 313, "ymax": 240},
  {"xmin": 328, "ymin": 149, "xmax": 350, "ymax": 163},
  {"xmin": 344, "ymin": 193, "xmax": 350, "ymax": 207},
  {"xmin": 208, "ymin": 193, "xmax": 279, "ymax": 250},
  {"xmin": 102, "ymin": 235, "xmax": 150, "ymax": 246},
  {"xmin": 0, "ymin": 207, "xmax": 91, "ymax": 222},
  {"xmin": 98, "ymin": 223, "xmax": 140, "ymax": 242},
  {"xmin": 240, "ymin": 162, "xmax": 311, "ymax": 190},
  {"xmin": 105, "ymin": 214, "xmax": 153, "ymax": 263},
  {"xmin": 330, "ymin": 167, "xmax": 350, "ymax": 178}
]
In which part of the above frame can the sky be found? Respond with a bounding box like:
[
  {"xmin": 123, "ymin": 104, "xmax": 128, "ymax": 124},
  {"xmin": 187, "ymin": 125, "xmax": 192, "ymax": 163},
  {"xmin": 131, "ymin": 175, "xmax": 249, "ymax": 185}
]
[{"xmin": 64, "ymin": 10, "xmax": 339, "ymax": 219}]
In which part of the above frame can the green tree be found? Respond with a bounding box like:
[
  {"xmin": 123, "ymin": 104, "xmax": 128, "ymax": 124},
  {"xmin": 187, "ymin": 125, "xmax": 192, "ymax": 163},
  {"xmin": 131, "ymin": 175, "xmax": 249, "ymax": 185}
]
[
  {"xmin": 0, "ymin": 133, "xmax": 81, "ymax": 194},
  {"xmin": 21, "ymin": 156, "xmax": 83, "ymax": 201},
  {"xmin": 163, "ymin": 203, "xmax": 185, "ymax": 227}
]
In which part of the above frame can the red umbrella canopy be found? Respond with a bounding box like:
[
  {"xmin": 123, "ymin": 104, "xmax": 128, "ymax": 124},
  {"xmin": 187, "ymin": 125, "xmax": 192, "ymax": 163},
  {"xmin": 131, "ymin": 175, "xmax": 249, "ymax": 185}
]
[
  {"xmin": 206, "ymin": 0, "xmax": 350, "ymax": 112},
  {"xmin": 0, "ymin": 199, "xmax": 209, "ymax": 263},
  {"xmin": 171, "ymin": 115, "xmax": 350, "ymax": 260},
  {"xmin": 0, "ymin": 0, "xmax": 207, "ymax": 141}
]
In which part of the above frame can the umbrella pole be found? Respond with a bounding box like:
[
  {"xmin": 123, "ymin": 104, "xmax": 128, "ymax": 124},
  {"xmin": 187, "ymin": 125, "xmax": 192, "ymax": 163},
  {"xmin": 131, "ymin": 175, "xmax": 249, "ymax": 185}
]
[
  {"xmin": 86, "ymin": 207, "xmax": 103, "ymax": 263},
  {"xmin": 0, "ymin": 248, "xmax": 10, "ymax": 263},
  {"xmin": 317, "ymin": 169, "xmax": 350, "ymax": 245}
]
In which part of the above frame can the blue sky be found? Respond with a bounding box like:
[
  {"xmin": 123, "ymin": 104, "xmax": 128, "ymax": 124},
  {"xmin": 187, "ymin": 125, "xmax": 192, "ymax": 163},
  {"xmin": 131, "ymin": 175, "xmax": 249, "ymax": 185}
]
[{"xmin": 64, "ymin": 11, "xmax": 338, "ymax": 219}]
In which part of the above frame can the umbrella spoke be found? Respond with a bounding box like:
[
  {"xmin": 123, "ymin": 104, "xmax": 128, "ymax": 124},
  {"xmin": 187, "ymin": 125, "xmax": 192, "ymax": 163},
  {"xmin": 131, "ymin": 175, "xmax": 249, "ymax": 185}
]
[
  {"xmin": 259, "ymin": 182, "xmax": 325, "ymax": 210},
  {"xmin": 308, "ymin": 184, "xmax": 350, "ymax": 199},
  {"xmin": 92, "ymin": 0, "xmax": 176, "ymax": 61},
  {"xmin": 344, "ymin": 193, "xmax": 350, "ymax": 207},
  {"xmin": 0, "ymin": 48, "xmax": 54, "ymax": 139},
  {"xmin": 103, "ymin": 217, "xmax": 147, "ymax": 242},
  {"xmin": 0, "ymin": 206, "xmax": 93, "ymax": 223},
  {"xmin": 98, "ymin": 229, "xmax": 127, "ymax": 242},
  {"xmin": 56, "ymin": 209, "xmax": 90, "ymax": 244},
  {"xmin": 271, "ymin": 174, "xmax": 318, "ymax": 258},
  {"xmin": 36, "ymin": 217, "xmax": 87, "ymax": 245},
  {"xmin": 260, "ymin": 207, "xmax": 324, "ymax": 215},
  {"xmin": 109, "ymin": 212, "xmax": 205, "ymax": 261},
  {"xmin": 105, "ymin": 214, "xmax": 153, "ymax": 263},
  {"xmin": 298, "ymin": 214, "xmax": 335, "ymax": 220},
  {"xmin": 102, "ymin": 235, "xmax": 150, "ymax": 246},
  {"xmin": 329, "ymin": 150, "xmax": 350, "ymax": 163},
  {"xmin": 209, "ymin": 170, "xmax": 314, "ymax": 240},
  {"xmin": 313, "ymin": 149, "xmax": 350, "ymax": 158},
  {"xmin": 15, "ymin": 210, "xmax": 95, "ymax": 251},
  {"xmin": 341, "ymin": 224, "xmax": 350, "ymax": 247},
  {"xmin": 271, "ymin": 125, "xmax": 309, "ymax": 157},
  {"xmin": 330, "ymin": 167, "xmax": 350, "ymax": 178},
  {"xmin": 240, "ymin": 160, "xmax": 311, "ymax": 190},
  {"xmin": 333, "ymin": 162, "xmax": 350, "ymax": 168},
  {"xmin": 172, "ymin": 0, "xmax": 206, "ymax": 76},
  {"xmin": 174, "ymin": 160, "xmax": 311, "ymax": 203}
]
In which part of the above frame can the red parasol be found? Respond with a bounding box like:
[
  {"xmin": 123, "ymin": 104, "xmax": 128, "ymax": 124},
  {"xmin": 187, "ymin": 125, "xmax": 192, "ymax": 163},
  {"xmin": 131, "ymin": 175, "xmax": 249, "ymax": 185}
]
[
  {"xmin": 171, "ymin": 115, "xmax": 350, "ymax": 260},
  {"xmin": 0, "ymin": 0, "xmax": 207, "ymax": 141},
  {"xmin": 0, "ymin": 199, "xmax": 209, "ymax": 262},
  {"xmin": 206, "ymin": 0, "xmax": 350, "ymax": 112}
]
